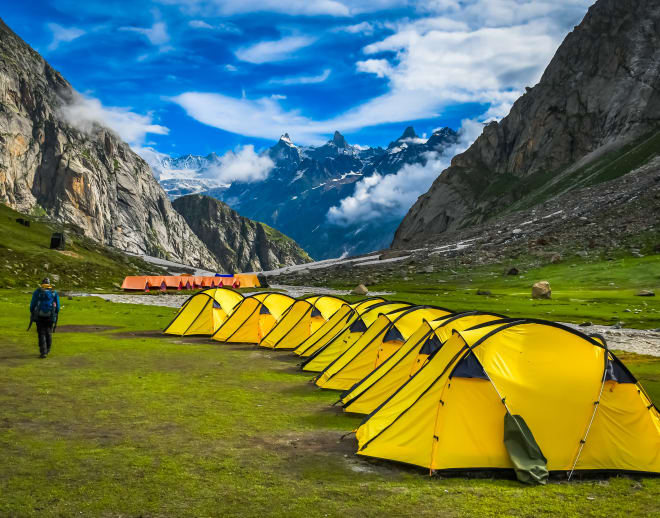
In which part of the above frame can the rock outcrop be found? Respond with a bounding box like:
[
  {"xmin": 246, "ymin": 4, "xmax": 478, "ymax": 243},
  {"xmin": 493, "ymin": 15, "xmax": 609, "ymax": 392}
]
[
  {"xmin": 394, "ymin": 0, "xmax": 660, "ymax": 247},
  {"xmin": 0, "ymin": 18, "xmax": 219, "ymax": 268},
  {"xmin": 172, "ymin": 194, "xmax": 312, "ymax": 272}
]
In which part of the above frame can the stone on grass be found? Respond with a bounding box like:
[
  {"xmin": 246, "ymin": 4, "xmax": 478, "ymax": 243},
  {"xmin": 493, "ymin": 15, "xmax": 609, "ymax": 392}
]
[
  {"xmin": 477, "ymin": 289, "xmax": 492, "ymax": 296},
  {"xmin": 351, "ymin": 284, "xmax": 369, "ymax": 296},
  {"xmin": 532, "ymin": 281, "xmax": 551, "ymax": 299},
  {"xmin": 579, "ymin": 321, "xmax": 592, "ymax": 327},
  {"xmin": 507, "ymin": 267, "xmax": 519, "ymax": 276},
  {"xmin": 636, "ymin": 290, "xmax": 655, "ymax": 297}
]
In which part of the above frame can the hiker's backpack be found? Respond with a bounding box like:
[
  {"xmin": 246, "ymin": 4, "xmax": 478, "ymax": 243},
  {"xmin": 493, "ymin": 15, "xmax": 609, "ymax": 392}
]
[{"xmin": 36, "ymin": 288, "xmax": 58, "ymax": 318}]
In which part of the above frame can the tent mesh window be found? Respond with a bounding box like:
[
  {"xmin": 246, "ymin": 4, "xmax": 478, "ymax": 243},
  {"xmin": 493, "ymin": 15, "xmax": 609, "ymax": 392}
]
[
  {"xmin": 349, "ymin": 319, "xmax": 368, "ymax": 333},
  {"xmin": 382, "ymin": 326, "xmax": 405, "ymax": 343},
  {"xmin": 449, "ymin": 352, "xmax": 488, "ymax": 380}
]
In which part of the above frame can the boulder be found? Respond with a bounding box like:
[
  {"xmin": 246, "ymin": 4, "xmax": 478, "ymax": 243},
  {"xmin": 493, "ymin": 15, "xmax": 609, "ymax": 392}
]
[
  {"xmin": 422, "ymin": 265, "xmax": 435, "ymax": 273},
  {"xmin": 506, "ymin": 267, "xmax": 519, "ymax": 276},
  {"xmin": 532, "ymin": 281, "xmax": 551, "ymax": 299},
  {"xmin": 636, "ymin": 290, "xmax": 655, "ymax": 297},
  {"xmin": 351, "ymin": 284, "xmax": 369, "ymax": 296},
  {"xmin": 550, "ymin": 254, "xmax": 562, "ymax": 264},
  {"xmin": 477, "ymin": 289, "xmax": 492, "ymax": 296}
]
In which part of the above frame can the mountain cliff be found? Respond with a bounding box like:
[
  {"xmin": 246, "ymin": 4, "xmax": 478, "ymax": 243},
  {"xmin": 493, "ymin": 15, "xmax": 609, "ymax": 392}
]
[
  {"xmin": 0, "ymin": 18, "xmax": 220, "ymax": 268},
  {"xmin": 394, "ymin": 0, "xmax": 660, "ymax": 247},
  {"xmin": 172, "ymin": 194, "xmax": 311, "ymax": 272}
]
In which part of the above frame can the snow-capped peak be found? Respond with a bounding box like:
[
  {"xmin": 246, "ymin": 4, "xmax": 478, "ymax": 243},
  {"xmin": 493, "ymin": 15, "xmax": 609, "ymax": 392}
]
[{"xmin": 279, "ymin": 133, "xmax": 296, "ymax": 147}]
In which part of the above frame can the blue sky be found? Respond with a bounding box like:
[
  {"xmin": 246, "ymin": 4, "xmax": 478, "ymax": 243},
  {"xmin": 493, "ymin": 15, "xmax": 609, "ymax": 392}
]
[{"xmin": 3, "ymin": 0, "xmax": 593, "ymax": 157}]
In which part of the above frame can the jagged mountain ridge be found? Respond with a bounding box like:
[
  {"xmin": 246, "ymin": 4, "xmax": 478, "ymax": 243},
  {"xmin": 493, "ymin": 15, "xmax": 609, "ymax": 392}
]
[
  {"xmin": 0, "ymin": 18, "xmax": 309, "ymax": 272},
  {"xmin": 394, "ymin": 0, "xmax": 660, "ymax": 247},
  {"xmin": 173, "ymin": 194, "xmax": 311, "ymax": 272},
  {"xmin": 157, "ymin": 126, "xmax": 459, "ymax": 259}
]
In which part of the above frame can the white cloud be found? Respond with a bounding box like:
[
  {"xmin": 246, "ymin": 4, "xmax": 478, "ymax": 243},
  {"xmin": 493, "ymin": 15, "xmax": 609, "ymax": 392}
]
[
  {"xmin": 269, "ymin": 69, "xmax": 331, "ymax": 85},
  {"xmin": 188, "ymin": 20, "xmax": 213, "ymax": 29},
  {"xmin": 224, "ymin": 64, "xmax": 238, "ymax": 72},
  {"xmin": 46, "ymin": 23, "xmax": 85, "ymax": 51},
  {"xmin": 171, "ymin": 1, "xmax": 591, "ymax": 143},
  {"xmin": 60, "ymin": 92, "xmax": 169, "ymax": 147},
  {"xmin": 327, "ymin": 118, "xmax": 482, "ymax": 225},
  {"xmin": 208, "ymin": 145, "xmax": 274, "ymax": 183},
  {"xmin": 235, "ymin": 36, "xmax": 315, "ymax": 64},
  {"xmin": 338, "ymin": 21, "xmax": 377, "ymax": 35},
  {"xmin": 120, "ymin": 21, "xmax": 170, "ymax": 46},
  {"xmin": 158, "ymin": 0, "xmax": 351, "ymax": 16}
]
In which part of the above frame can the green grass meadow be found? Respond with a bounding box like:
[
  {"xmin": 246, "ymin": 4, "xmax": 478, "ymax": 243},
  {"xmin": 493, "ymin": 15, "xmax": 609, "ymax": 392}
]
[{"xmin": 1, "ymin": 292, "xmax": 659, "ymax": 517}]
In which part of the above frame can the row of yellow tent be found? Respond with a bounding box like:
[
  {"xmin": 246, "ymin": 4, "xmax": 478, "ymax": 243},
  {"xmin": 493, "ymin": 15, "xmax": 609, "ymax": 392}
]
[{"xmin": 163, "ymin": 287, "xmax": 660, "ymax": 482}]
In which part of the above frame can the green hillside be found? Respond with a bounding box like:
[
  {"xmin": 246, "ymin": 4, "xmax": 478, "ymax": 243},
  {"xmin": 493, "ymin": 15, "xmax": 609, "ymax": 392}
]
[{"xmin": 0, "ymin": 203, "xmax": 164, "ymax": 291}]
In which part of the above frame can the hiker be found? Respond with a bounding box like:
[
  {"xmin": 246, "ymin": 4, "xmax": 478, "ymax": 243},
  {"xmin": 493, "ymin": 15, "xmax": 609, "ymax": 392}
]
[{"xmin": 29, "ymin": 278, "xmax": 60, "ymax": 358}]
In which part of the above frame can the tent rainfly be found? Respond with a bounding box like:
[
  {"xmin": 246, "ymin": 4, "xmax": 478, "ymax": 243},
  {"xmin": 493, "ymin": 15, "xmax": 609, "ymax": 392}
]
[
  {"xmin": 122, "ymin": 274, "xmax": 260, "ymax": 291},
  {"xmin": 163, "ymin": 288, "xmax": 244, "ymax": 336},
  {"xmin": 314, "ymin": 306, "xmax": 452, "ymax": 391},
  {"xmin": 212, "ymin": 292, "xmax": 296, "ymax": 344},
  {"xmin": 340, "ymin": 312, "xmax": 507, "ymax": 415},
  {"xmin": 355, "ymin": 319, "xmax": 660, "ymax": 483},
  {"xmin": 259, "ymin": 295, "xmax": 348, "ymax": 350},
  {"xmin": 300, "ymin": 301, "xmax": 413, "ymax": 373},
  {"xmin": 293, "ymin": 298, "xmax": 385, "ymax": 358}
]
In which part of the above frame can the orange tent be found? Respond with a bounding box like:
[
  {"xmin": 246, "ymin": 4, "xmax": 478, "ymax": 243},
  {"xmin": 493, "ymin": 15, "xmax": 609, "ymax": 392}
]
[{"xmin": 121, "ymin": 274, "xmax": 261, "ymax": 291}]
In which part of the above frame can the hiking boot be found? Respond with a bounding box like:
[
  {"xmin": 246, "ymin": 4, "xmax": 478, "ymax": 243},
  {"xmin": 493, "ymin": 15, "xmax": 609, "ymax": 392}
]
[{"xmin": 39, "ymin": 354, "xmax": 46, "ymax": 359}]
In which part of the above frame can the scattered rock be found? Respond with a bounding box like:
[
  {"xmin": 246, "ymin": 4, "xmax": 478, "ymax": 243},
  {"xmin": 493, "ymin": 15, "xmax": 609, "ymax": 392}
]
[
  {"xmin": 632, "ymin": 252, "xmax": 644, "ymax": 258},
  {"xmin": 611, "ymin": 322, "xmax": 623, "ymax": 329},
  {"xmin": 576, "ymin": 251, "xmax": 588, "ymax": 258},
  {"xmin": 50, "ymin": 274, "xmax": 60, "ymax": 283},
  {"xmin": 512, "ymin": 228, "xmax": 522, "ymax": 235},
  {"xmin": 477, "ymin": 290, "xmax": 492, "ymax": 296},
  {"xmin": 579, "ymin": 321, "xmax": 593, "ymax": 327},
  {"xmin": 624, "ymin": 309, "xmax": 632, "ymax": 312},
  {"xmin": 351, "ymin": 284, "xmax": 369, "ymax": 295},
  {"xmin": 422, "ymin": 265, "xmax": 435, "ymax": 273},
  {"xmin": 532, "ymin": 281, "xmax": 551, "ymax": 299},
  {"xmin": 550, "ymin": 253, "xmax": 562, "ymax": 264},
  {"xmin": 506, "ymin": 267, "xmax": 519, "ymax": 276},
  {"xmin": 636, "ymin": 290, "xmax": 655, "ymax": 297},
  {"xmin": 113, "ymin": 283, "xmax": 122, "ymax": 290}
]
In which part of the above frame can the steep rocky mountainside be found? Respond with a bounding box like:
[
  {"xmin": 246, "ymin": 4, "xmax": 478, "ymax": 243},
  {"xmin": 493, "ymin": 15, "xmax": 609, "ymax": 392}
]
[
  {"xmin": 0, "ymin": 18, "xmax": 219, "ymax": 269},
  {"xmin": 156, "ymin": 127, "xmax": 458, "ymax": 259},
  {"xmin": 270, "ymin": 157, "xmax": 659, "ymax": 286},
  {"xmin": 394, "ymin": 0, "xmax": 660, "ymax": 247},
  {"xmin": 172, "ymin": 194, "xmax": 311, "ymax": 272}
]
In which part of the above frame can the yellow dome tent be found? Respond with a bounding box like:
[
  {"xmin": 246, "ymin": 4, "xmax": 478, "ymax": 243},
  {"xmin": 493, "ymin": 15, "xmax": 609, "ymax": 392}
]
[
  {"xmin": 341, "ymin": 312, "xmax": 507, "ymax": 415},
  {"xmin": 293, "ymin": 298, "xmax": 385, "ymax": 357},
  {"xmin": 356, "ymin": 319, "xmax": 660, "ymax": 482},
  {"xmin": 314, "ymin": 306, "xmax": 452, "ymax": 391},
  {"xmin": 300, "ymin": 301, "xmax": 412, "ymax": 373},
  {"xmin": 260, "ymin": 295, "xmax": 347, "ymax": 349},
  {"xmin": 211, "ymin": 292, "xmax": 296, "ymax": 344},
  {"xmin": 163, "ymin": 287, "xmax": 244, "ymax": 336}
]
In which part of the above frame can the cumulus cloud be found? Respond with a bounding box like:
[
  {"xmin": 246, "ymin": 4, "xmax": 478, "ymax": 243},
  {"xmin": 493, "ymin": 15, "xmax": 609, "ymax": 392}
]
[
  {"xmin": 207, "ymin": 145, "xmax": 274, "ymax": 183},
  {"xmin": 269, "ymin": 69, "xmax": 331, "ymax": 85},
  {"xmin": 46, "ymin": 23, "xmax": 85, "ymax": 51},
  {"xmin": 327, "ymin": 118, "xmax": 482, "ymax": 225},
  {"xmin": 235, "ymin": 36, "xmax": 315, "ymax": 64},
  {"xmin": 60, "ymin": 92, "xmax": 169, "ymax": 147}
]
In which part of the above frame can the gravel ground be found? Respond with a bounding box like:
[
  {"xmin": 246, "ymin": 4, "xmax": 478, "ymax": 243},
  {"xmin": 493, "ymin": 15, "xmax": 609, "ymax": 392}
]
[{"xmin": 73, "ymin": 290, "xmax": 660, "ymax": 357}]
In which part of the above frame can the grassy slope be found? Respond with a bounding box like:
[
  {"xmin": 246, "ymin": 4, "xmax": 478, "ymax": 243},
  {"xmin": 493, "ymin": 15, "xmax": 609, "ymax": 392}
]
[
  {"xmin": 0, "ymin": 202, "xmax": 164, "ymax": 290},
  {"xmin": 0, "ymin": 293, "xmax": 658, "ymax": 517},
  {"xmin": 332, "ymin": 255, "xmax": 660, "ymax": 329}
]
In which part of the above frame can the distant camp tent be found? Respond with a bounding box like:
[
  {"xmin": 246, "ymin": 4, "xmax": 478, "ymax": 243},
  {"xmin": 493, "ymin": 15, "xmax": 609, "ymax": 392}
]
[
  {"xmin": 341, "ymin": 312, "xmax": 507, "ymax": 415},
  {"xmin": 211, "ymin": 292, "xmax": 296, "ymax": 344},
  {"xmin": 314, "ymin": 306, "xmax": 452, "ymax": 390},
  {"xmin": 300, "ymin": 301, "xmax": 413, "ymax": 373},
  {"xmin": 355, "ymin": 319, "xmax": 660, "ymax": 481},
  {"xmin": 122, "ymin": 274, "xmax": 260, "ymax": 291},
  {"xmin": 293, "ymin": 298, "xmax": 385, "ymax": 357},
  {"xmin": 260, "ymin": 295, "xmax": 347, "ymax": 349},
  {"xmin": 163, "ymin": 288, "xmax": 244, "ymax": 335}
]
